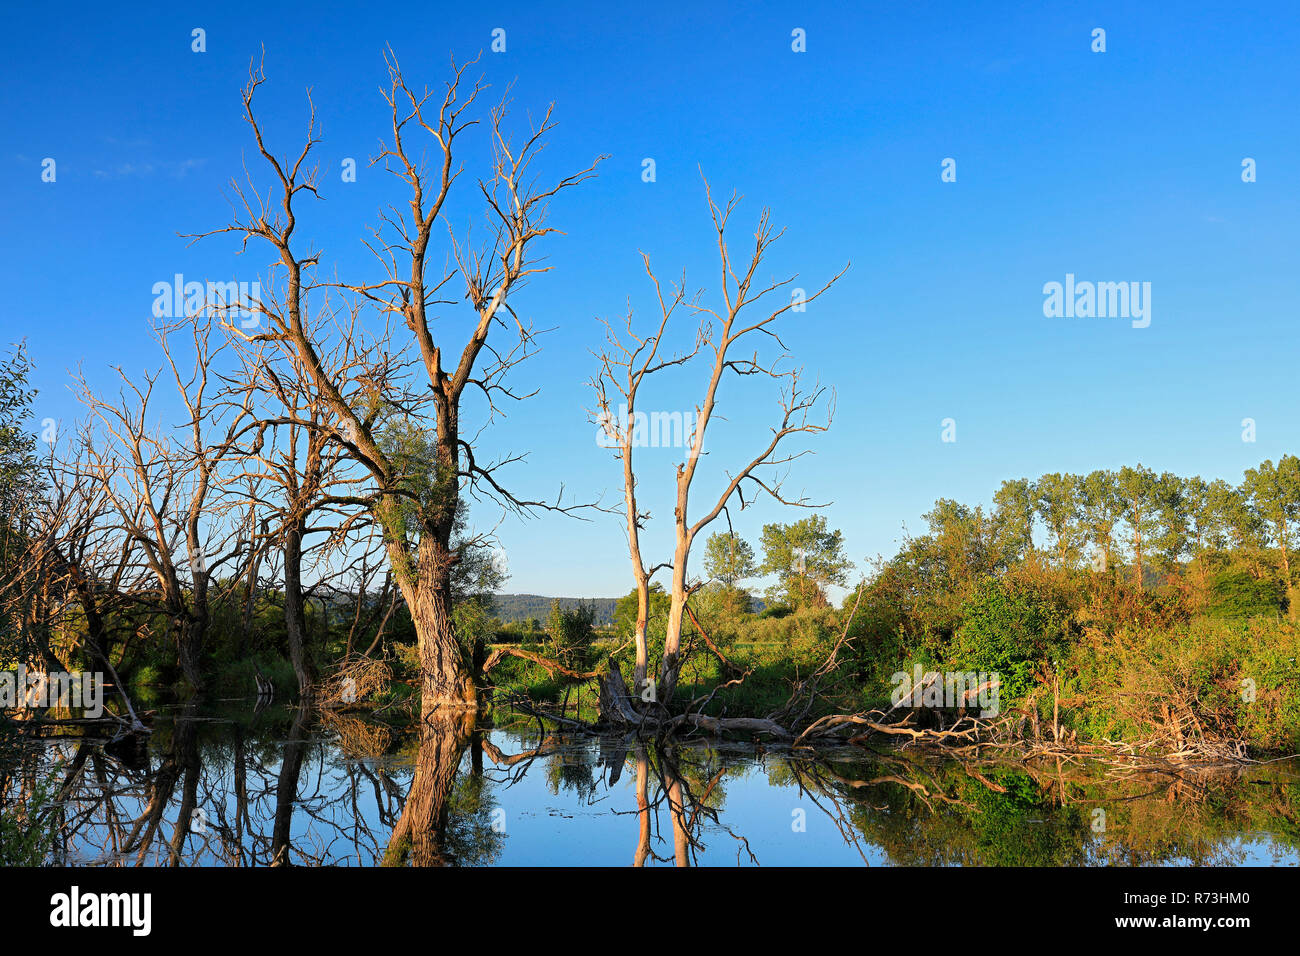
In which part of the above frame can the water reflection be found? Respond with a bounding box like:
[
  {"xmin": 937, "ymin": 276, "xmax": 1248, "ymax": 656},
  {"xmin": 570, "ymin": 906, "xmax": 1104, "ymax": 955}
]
[
  {"xmin": 383, "ymin": 708, "xmax": 474, "ymax": 866},
  {"xmin": 4, "ymin": 704, "xmax": 1299, "ymax": 867}
]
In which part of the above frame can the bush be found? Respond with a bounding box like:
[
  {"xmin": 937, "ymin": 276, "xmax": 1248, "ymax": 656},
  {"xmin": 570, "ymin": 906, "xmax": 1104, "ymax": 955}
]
[
  {"xmin": 545, "ymin": 600, "xmax": 595, "ymax": 669},
  {"xmin": 1205, "ymin": 569, "xmax": 1284, "ymax": 619},
  {"xmin": 949, "ymin": 576, "xmax": 1069, "ymax": 706},
  {"xmin": 1064, "ymin": 616, "xmax": 1300, "ymax": 752},
  {"xmin": 210, "ymin": 654, "xmax": 296, "ymax": 697}
]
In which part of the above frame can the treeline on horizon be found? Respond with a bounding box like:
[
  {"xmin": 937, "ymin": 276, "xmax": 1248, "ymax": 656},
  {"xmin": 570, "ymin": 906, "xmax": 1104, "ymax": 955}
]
[
  {"xmin": 491, "ymin": 595, "xmax": 616, "ymax": 628},
  {"xmin": 462, "ymin": 451, "xmax": 1300, "ymax": 649}
]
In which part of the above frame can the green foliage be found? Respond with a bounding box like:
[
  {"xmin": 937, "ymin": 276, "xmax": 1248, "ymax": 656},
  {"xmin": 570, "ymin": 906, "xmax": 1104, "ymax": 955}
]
[
  {"xmin": 493, "ymin": 594, "xmax": 616, "ymax": 626},
  {"xmin": 950, "ymin": 576, "xmax": 1069, "ymax": 705},
  {"xmin": 545, "ymin": 599, "xmax": 595, "ymax": 669},
  {"xmin": 453, "ymin": 597, "xmax": 496, "ymax": 654},
  {"xmin": 670, "ymin": 604, "xmax": 847, "ymax": 716},
  {"xmin": 992, "ymin": 478, "xmax": 1035, "ymax": 562},
  {"xmin": 1205, "ymin": 569, "xmax": 1285, "ymax": 619},
  {"xmin": 758, "ymin": 515, "xmax": 853, "ymax": 609},
  {"xmin": 210, "ymin": 654, "xmax": 298, "ymax": 698},
  {"xmin": 702, "ymin": 531, "xmax": 756, "ymax": 586},
  {"xmin": 1035, "ymin": 472, "xmax": 1084, "ymax": 566},
  {"xmin": 1078, "ymin": 469, "xmax": 1124, "ymax": 568},
  {"xmin": 0, "ymin": 343, "xmax": 40, "ymax": 517},
  {"xmin": 691, "ymin": 581, "xmax": 753, "ymax": 624},
  {"xmin": 0, "ymin": 343, "xmax": 42, "ymax": 661},
  {"xmin": 1242, "ymin": 455, "xmax": 1300, "ymax": 578},
  {"xmin": 1065, "ymin": 617, "xmax": 1300, "ymax": 753},
  {"xmin": 612, "ymin": 584, "xmax": 671, "ymax": 638},
  {"xmin": 0, "ymin": 773, "xmax": 57, "ymax": 866},
  {"xmin": 1115, "ymin": 464, "xmax": 1159, "ymax": 580}
]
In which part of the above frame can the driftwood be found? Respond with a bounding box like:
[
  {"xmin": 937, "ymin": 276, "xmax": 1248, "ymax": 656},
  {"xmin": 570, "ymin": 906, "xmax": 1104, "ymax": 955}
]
[
  {"xmin": 598, "ymin": 661, "xmax": 644, "ymax": 726},
  {"xmin": 593, "ymin": 660, "xmax": 792, "ymax": 737},
  {"xmin": 667, "ymin": 713, "xmax": 790, "ymax": 737}
]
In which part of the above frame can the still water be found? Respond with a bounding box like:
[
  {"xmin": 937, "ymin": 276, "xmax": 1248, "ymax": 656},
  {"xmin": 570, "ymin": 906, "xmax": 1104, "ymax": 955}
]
[{"xmin": 5, "ymin": 702, "xmax": 1300, "ymax": 866}]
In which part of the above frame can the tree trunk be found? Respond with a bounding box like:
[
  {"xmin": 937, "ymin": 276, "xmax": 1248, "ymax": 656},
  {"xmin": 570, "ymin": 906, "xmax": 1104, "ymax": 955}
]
[
  {"xmin": 271, "ymin": 705, "xmax": 310, "ymax": 866},
  {"xmin": 1280, "ymin": 516, "xmax": 1290, "ymax": 582},
  {"xmin": 619, "ymin": 435, "xmax": 652, "ymax": 697},
  {"xmin": 387, "ymin": 533, "xmax": 476, "ymax": 710},
  {"xmin": 660, "ymin": 535, "xmax": 690, "ymax": 706},
  {"xmin": 1133, "ymin": 521, "xmax": 1144, "ymax": 591},
  {"xmin": 632, "ymin": 573, "xmax": 650, "ymax": 696},
  {"xmin": 284, "ymin": 520, "xmax": 312, "ymax": 697},
  {"xmin": 633, "ymin": 747, "xmax": 652, "ymax": 866},
  {"xmin": 176, "ymin": 614, "xmax": 205, "ymax": 694},
  {"xmin": 663, "ymin": 752, "xmax": 691, "ymax": 867}
]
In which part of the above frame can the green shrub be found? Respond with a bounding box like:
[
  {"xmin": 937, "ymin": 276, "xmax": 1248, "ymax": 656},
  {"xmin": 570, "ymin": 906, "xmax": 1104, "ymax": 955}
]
[
  {"xmin": 1063, "ymin": 616, "xmax": 1300, "ymax": 752},
  {"xmin": 949, "ymin": 576, "xmax": 1068, "ymax": 706},
  {"xmin": 1205, "ymin": 570, "xmax": 1284, "ymax": 619}
]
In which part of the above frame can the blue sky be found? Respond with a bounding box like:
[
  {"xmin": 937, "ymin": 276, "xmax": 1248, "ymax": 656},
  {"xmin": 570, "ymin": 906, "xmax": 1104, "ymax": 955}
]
[{"xmin": 3, "ymin": 1, "xmax": 1298, "ymax": 599}]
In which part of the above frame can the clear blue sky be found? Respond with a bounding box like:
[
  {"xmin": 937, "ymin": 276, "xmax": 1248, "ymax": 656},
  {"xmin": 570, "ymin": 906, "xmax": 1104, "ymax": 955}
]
[{"xmin": 3, "ymin": 1, "xmax": 1298, "ymax": 599}]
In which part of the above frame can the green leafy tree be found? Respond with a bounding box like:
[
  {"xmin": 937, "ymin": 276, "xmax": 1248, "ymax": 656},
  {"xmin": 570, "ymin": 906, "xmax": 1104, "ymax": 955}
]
[
  {"xmin": 1184, "ymin": 477, "xmax": 1226, "ymax": 555},
  {"xmin": 1116, "ymin": 464, "xmax": 1159, "ymax": 589},
  {"xmin": 702, "ymin": 531, "xmax": 756, "ymax": 587},
  {"xmin": 1242, "ymin": 455, "xmax": 1300, "ymax": 582},
  {"xmin": 692, "ymin": 580, "xmax": 753, "ymax": 622},
  {"xmin": 545, "ymin": 599, "xmax": 595, "ymax": 667},
  {"xmin": 0, "ymin": 343, "xmax": 39, "ymax": 519},
  {"xmin": 992, "ymin": 478, "xmax": 1036, "ymax": 562},
  {"xmin": 1078, "ymin": 470, "xmax": 1124, "ymax": 572},
  {"xmin": 614, "ymin": 584, "xmax": 671, "ymax": 639},
  {"xmin": 1152, "ymin": 471, "xmax": 1190, "ymax": 575},
  {"xmin": 922, "ymin": 499, "xmax": 1003, "ymax": 580},
  {"xmin": 453, "ymin": 597, "xmax": 496, "ymax": 663},
  {"xmin": 1034, "ymin": 473, "xmax": 1084, "ymax": 568},
  {"xmin": 1214, "ymin": 479, "xmax": 1263, "ymax": 553},
  {"xmin": 951, "ymin": 577, "xmax": 1067, "ymax": 706},
  {"xmin": 758, "ymin": 515, "xmax": 854, "ymax": 608}
]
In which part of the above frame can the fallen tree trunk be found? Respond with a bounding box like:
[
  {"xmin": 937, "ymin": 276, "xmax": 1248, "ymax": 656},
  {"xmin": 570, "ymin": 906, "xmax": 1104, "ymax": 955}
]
[
  {"xmin": 667, "ymin": 713, "xmax": 790, "ymax": 737},
  {"xmin": 598, "ymin": 661, "xmax": 645, "ymax": 725}
]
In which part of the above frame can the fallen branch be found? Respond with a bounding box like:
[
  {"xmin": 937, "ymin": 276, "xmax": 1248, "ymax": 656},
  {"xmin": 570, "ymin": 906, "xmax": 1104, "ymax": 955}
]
[
  {"xmin": 481, "ymin": 645, "xmax": 606, "ymax": 681},
  {"xmin": 682, "ymin": 602, "xmax": 746, "ymax": 677}
]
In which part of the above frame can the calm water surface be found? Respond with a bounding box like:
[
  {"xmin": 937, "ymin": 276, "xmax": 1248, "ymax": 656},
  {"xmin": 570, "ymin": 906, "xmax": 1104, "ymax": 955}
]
[{"xmin": 5, "ymin": 702, "xmax": 1300, "ymax": 866}]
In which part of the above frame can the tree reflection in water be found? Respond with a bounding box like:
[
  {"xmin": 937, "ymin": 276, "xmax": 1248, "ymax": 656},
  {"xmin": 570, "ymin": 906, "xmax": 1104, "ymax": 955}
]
[{"xmin": 4, "ymin": 703, "xmax": 1299, "ymax": 867}]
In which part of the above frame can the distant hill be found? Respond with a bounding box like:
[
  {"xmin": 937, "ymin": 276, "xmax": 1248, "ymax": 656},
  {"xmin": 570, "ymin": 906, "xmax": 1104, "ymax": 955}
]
[{"xmin": 492, "ymin": 594, "xmax": 618, "ymax": 626}]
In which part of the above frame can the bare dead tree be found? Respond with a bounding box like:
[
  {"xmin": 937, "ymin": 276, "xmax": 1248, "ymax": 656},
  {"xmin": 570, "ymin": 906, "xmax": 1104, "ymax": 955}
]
[
  {"xmin": 597, "ymin": 179, "xmax": 847, "ymax": 709},
  {"xmin": 76, "ymin": 320, "xmax": 253, "ymax": 693},
  {"xmin": 201, "ymin": 53, "xmax": 603, "ymax": 712},
  {"xmin": 223, "ymin": 300, "xmax": 376, "ymax": 698},
  {"xmin": 590, "ymin": 263, "xmax": 701, "ymax": 699},
  {"xmin": 0, "ymin": 448, "xmax": 78, "ymax": 675},
  {"xmin": 34, "ymin": 428, "xmax": 153, "ymax": 726}
]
